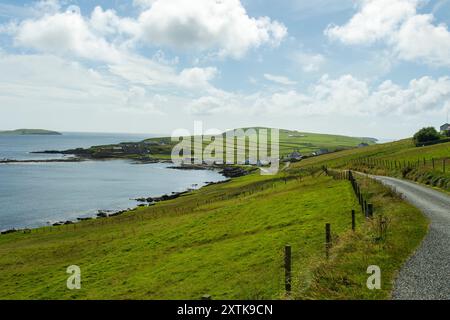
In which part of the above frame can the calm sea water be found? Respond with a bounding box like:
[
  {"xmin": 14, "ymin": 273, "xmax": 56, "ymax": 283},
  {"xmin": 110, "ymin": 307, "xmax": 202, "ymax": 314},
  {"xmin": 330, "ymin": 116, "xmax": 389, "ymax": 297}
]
[
  {"xmin": 0, "ymin": 133, "xmax": 226, "ymax": 231},
  {"xmin": 0, "ymin": 132, "xmax": 156, "ymax": 160}
]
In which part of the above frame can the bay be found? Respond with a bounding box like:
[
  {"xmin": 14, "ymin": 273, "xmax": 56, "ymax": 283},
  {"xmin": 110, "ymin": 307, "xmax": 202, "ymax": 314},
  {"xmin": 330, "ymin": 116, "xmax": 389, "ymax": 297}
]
[{"xmin": 0, "ymin": 133, "xmax": 226, "ymax": 230}]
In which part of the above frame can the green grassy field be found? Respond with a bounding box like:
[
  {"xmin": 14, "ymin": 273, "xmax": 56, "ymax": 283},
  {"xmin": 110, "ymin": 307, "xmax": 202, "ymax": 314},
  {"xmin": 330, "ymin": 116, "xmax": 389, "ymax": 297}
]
[
  {"xmin": 147, "ymin": 128, "xmax": 376, "ymax": 158},
  {"xmin": 295, "ymin": 138, "xmax": 450, "ymax": 192},
  {"xmin": 3, "ymin": 132, "xmax": 445, "ymax": 300},
  {"xmin": 87, "ymin": 128, "xmax": 376, "ymax": 160},
  {"xmin": 297, "ymin": 173, "xmax": 428, "ymax": 299},
  {"xmin": 0, "ymin": 162, "xmax": 427, "ymax": 299}
]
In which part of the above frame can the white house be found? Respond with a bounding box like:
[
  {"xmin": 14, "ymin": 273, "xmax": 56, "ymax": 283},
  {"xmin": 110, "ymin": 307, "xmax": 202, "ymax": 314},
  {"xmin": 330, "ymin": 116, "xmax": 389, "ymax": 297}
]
[{"xmin": 440, "ymin": 123, "xmax": 450, "ymax": 134}]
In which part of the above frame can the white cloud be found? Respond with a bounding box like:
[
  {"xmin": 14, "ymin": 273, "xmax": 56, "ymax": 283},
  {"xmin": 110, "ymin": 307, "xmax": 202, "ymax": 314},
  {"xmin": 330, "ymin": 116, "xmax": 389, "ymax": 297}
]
[
  {"xmin": 14, "ymin": 8, "xmax": 123, "ymax": 63},
  {"xmin": 123, "ymin": 86, "xmax": 166, "ymax": 114},
  {"xmin": 5, "ymin": 4, "xmax": 221, "ymax": 93},
  {"xmin": 0, "ymin": 53, "xmax": 162, "ymax": 113},
  {"xmin": 270, "ymin": 74, "xmax": 450, "ymax": 116},
  {"xmin": 393, "ymin": 14, "xmax": 450, "ymax": 66},
  {"xmin": 325, "ymin": 0, "xmax": 450, "ymax": 67},
  {"xmin": 134, "ymin": 0, "xmax": 287, "ymax": 58},
  {"xmin": 261, "ymin": 74, "xmax": 370, "ymax": 115},
  {"xmin": 2, "ymin": 0, "xmax": 448, "ymax": 137},
  {"xmin": 179, "ymin": 67, "xmax": 218, "ymax": 89},
  {"xmin": 89, "ymin": 6, "xmax": 138, "ymax": 38},
  {"xmin": 107, "ymin": 56, "xmax": 218, "ymax": 92},
  {"xmin": 369, "ymin": 76, "xmax": 450, "ymax": 114},
  {"xmin": 0, "ymin": 51, "xmax": 220, "ymax": 118},
  {"xmin": 6, "ymin": 1, "xmax": 286, "ymax": 62},
  {"xmin": 325, "ymin": 0, "xmax": 419, "ymax": 45},
  {"xmin": 187, "ymin": 96, "xmax": 231, "ymax": 116},
  {"xmin": 186, "ymin": 89, "xmax": 268, "ymax": 116},
  {"xmin": 292, "ymin": 51, "xmax": 325, "ymax": 72},
  {"xmin": 107, "ymin": 56, "xmax": 175, "ymax": 87},
  {"xmin": 152, "ymin": 50, "xmax": 179, "ymax": 65},
  {"xmin": 264, "ymin": 73, "xmax": 297, "ymax": 85},
  {"xmin": 187, "ymin": 74, "xmax": 450, "ymax": 117}
]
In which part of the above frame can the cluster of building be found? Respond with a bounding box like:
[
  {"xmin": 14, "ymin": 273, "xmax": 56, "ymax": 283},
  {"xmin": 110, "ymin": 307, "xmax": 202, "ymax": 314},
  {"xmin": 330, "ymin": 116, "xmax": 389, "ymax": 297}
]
[
  {"xmin": 286, "ymin": 148, "xmax": 329, "ymax": 161},
  {"xmin": 286, "ymin": 142, "xmax": 371, "ymax": 161}
]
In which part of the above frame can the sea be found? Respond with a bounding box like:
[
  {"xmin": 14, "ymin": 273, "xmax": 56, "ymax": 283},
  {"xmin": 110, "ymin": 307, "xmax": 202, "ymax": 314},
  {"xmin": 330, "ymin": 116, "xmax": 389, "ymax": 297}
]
[{"xmin": 0, "ymin": 132, "xmax": 226, "ymax": 231}]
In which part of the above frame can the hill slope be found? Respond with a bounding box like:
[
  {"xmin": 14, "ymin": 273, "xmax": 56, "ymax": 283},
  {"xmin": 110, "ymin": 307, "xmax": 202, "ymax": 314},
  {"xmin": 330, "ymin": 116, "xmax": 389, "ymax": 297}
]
[
  {"xmin": 142, "ymin": 128, "xmax": 377, "ymax": 157},
  {"xmin": 0, "ymin": 140, "xmax": 429, "ymax": 299},
  {"xmin": 61, "ymin": 128, "xmax": 377, "ymax": 160},
  {"xmin": 294, "ymin": 138, "xmax": 450, "ymax": 192}
]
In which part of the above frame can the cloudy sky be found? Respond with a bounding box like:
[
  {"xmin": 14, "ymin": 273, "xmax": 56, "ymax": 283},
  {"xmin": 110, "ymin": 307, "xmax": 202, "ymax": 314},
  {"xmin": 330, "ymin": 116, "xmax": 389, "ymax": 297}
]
[{"xmin": 0, "ymin": 0, "xmax": 450, "ymax": 139}]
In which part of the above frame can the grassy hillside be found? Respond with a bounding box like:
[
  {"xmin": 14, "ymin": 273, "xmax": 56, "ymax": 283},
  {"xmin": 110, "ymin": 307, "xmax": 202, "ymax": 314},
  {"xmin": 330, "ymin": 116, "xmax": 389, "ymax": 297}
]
[
  {"xmin": 296, "ymin": 173, "xmax": 428, "ymax": 299},
  {"xmin": 276, "ymin": 129, "xmax": 376, "ymax": 155},
  {"xmin": 0, "ymin": 163, "xmax": 426, "ymax": 299},
  {"xmin": 142, "ymin": 128, "xmax": 377, "ymax": 159},
  {"xmin": 76, "ymin": 128, "xmax": 376, "ymax": 160},
  {"xmin": 295, "ymin": 138, "xmax": 450, "ymax": 192},
  {"xmin": 2, "ymin": 133, "xmax": 441, "ymax": 300}
]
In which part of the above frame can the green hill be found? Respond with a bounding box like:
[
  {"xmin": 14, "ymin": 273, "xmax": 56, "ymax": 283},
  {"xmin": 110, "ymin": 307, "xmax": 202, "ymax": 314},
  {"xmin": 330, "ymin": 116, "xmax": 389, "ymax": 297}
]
[
  {"xmin": 0, "ymin": 136, "xmax": 436, "ymax": 300},
  {"xmin": 295, "ymin": 138, "xmax": 450, "ymax": 192},
  {"xmin": 77, "ymin": 128, "xmax": 377, "ymax": 160},
  {"xmin": 0, "ymin": 129, "xmax": 62, "ymax": 136},
  {"xmin": 143, "ymin": 127, "xmax": 377, "ymax": 157}
]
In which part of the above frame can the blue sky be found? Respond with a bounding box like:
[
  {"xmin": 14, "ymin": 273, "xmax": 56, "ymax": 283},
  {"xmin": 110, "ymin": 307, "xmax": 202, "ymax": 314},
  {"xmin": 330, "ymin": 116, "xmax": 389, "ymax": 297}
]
[{"xmin": 0, "ymin": 0, "xmax": 450, "ymax": 139}]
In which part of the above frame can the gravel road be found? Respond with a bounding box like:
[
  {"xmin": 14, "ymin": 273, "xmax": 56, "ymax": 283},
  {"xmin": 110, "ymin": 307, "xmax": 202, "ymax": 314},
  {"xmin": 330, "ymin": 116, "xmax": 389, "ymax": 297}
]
[{"xmin": 371, "ymin": 175, "xmax": 450, "ymax": 300}]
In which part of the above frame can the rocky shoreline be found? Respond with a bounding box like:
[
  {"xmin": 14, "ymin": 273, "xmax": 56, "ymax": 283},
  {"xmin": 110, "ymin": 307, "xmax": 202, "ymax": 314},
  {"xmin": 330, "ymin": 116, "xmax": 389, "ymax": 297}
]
[
  {"xmin": 0, "ymin": 181, "xmax": 222, "ymax": 235},
  {"xmin": 168, "ymin": 164, "xmax": 252, "ymax": 178},
  {"xmin": 1, "ymin": 147, "xmax": 251, "ymax": 235},
  {"xmin": 0, "ymin": 168, "xmax": 238, "ymax": 235},
  {"xmin": 31, "ymin": 147, "xmax": 255, "ymax": 179},
  {"xmin": 1, "ymin": 156, "xmax": 252, "ymax": 179}
]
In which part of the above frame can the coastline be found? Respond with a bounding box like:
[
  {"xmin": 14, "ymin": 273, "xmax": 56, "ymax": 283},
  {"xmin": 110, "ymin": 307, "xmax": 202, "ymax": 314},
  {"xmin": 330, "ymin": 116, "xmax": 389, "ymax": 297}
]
[
  {"xmin": 1, "ymin": 140, "xmax": 252, "ymax": 234},
  {"xmin": 0, "ymin": 162, "xmax": 241, "ymax": 235}
]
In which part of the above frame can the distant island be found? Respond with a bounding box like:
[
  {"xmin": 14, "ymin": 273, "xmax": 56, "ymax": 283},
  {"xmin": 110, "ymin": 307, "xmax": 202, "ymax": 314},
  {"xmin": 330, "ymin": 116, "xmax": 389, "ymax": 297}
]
[{"xmin": 0, "ymin": 129, "xmax": 62, "ymax": 136}]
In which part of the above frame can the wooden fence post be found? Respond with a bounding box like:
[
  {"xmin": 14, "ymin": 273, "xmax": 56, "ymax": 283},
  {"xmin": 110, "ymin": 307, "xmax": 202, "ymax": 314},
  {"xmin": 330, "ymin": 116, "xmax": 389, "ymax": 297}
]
[
  {"xmin": 363, "ymin": 200, "xmax": 368, "ymax": 217},
  {"xmin": 352, "ymin": 210, "xmax": 356, "ymax": 231},
  {"xmin": 284, "ymin": 245, "xmax": 292, "ymax": 293},
  {"xmin": 444, "ymin": 159, "xmax": 446, "ymax": 173},
  {"xmin": 432, "ymin": 158, "xmax": 435, "ymax": 169},
  {"xmin": 367, "ymin": 204, "xmax": 373, "ymax": 218},
  {"xmin": 325, "ymin": 224, "xmax": 331, "ymax": 259}
]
